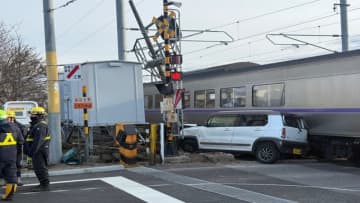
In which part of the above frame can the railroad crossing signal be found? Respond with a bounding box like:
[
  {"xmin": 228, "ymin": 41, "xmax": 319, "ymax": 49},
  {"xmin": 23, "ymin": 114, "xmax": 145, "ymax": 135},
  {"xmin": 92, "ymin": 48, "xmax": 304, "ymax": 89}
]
[{"xmin": 171, "ymin": 71, "xmax": 182, "ymax": 81}]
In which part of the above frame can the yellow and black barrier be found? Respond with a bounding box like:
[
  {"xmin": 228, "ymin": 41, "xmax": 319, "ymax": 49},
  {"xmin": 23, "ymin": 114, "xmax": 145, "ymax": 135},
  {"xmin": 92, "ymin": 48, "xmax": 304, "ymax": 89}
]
[
  {"xmin": 150, "ymin": 124, "xmax": 159, "ymax": 165},
  {"xmin": 115, "ymin": 123, "xmax": 138, "ymax": 166}
]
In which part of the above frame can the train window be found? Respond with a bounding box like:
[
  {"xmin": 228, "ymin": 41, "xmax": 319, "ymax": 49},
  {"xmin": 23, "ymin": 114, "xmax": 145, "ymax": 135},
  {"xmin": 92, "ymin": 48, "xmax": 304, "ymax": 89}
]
[
  {"xmin": 194, "ymin": 90, "xmax": 206, "ymax": 108},
  {"xmin": 154, "ymin": 94, "xmax": 162, "ymax": 109},
  {"xmin": 252, "ymin": 83, "xmax": 285, "ymax": 107},
  {"xmin": 184, "ymin": 93, "xmax": 191, "ymax": 108},
  {"xmin": 195, "ymin": 89, "xmax": 215, "ymax": 108},
  {"xmin": 220, "ymin": 87, "xmax": 246, "ymax": 108},
  {"xmin": 144, "ymin": 95, "xmax": 153, "ymax": 109},
  {"xmin": 206, "ymin": 89, "xmax": 215, "ymax": 108}
]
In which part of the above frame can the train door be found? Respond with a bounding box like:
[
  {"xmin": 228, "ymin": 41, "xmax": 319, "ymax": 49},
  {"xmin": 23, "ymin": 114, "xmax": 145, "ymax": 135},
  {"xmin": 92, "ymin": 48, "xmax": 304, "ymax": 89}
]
[{"xmin": 199, "ymin": 115, "xmax": 235, "ymax": 150}]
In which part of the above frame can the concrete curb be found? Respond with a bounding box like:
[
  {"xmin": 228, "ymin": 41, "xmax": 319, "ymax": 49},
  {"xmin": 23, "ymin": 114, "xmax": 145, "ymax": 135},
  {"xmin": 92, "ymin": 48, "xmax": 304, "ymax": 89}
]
[{"xmin": 22, "ymin": 165, "xmax": 125, "ymax": 178}]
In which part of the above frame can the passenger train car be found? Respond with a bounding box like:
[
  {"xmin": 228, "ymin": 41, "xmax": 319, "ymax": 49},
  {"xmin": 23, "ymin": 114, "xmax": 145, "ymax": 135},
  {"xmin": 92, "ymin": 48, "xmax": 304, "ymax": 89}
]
[{"xmin": 144, "ymin": 49, "xmax": 360, "ymax": 159}]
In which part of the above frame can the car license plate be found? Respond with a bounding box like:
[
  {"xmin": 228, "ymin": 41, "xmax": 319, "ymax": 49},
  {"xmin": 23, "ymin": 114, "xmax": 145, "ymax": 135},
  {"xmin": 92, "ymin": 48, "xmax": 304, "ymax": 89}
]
[{"xmin": 292, "ymin": 148, "xmax": 302, "ymax": 155}]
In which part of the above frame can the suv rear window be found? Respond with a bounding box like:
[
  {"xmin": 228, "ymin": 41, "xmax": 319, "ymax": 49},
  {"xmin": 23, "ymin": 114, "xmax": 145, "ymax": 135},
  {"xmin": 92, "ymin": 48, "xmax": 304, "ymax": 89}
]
[{"xmin": 283, "ymin": 115, "xmax": 302, "ymax": 128}]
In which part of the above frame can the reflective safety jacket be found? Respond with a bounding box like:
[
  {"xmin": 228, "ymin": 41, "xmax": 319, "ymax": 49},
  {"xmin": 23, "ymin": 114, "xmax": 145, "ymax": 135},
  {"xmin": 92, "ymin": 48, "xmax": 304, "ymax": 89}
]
[
  {"xmin": 24, "ymin": 120, "xmax": 51, "ymax": 157},
  {"xmin": 0, "ymin": 122, "xmax": 22, "ymax": 162}
]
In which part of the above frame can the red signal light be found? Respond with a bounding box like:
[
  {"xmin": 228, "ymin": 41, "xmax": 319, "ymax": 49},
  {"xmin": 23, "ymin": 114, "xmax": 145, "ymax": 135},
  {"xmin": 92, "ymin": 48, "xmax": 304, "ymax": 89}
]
[{"xmin": 171, "ymin": 71, "xmax": 182, "ymax": 81}]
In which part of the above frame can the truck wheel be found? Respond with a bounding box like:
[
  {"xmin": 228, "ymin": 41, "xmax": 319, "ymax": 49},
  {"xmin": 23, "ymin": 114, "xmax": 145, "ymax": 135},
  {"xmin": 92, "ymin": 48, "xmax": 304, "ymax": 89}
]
[
  {"xmin": 255, "ymin": 142, "xmax": 279, "ymax": 164},
  {"xmin": 182, "ymin": 139, "xmax": 198, "ymax": 153}
]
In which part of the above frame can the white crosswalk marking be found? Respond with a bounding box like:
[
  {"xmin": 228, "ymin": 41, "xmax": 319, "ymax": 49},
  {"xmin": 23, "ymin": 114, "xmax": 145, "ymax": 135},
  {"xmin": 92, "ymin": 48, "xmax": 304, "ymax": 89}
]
[
  {"xmin": 21, "ymin": 176, "xmax": 184, "ymax": 202},
  {"xmin": 102, "ymin": 176, "xmax": 185, "ymax": 203}
]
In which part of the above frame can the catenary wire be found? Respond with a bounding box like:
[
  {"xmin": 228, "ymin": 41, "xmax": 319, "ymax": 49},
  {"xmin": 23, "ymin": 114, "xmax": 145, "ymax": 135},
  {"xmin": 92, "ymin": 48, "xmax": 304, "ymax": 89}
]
[
  {"xmin": 208, "ymin": 0, "xmax": 324, "ymax": 30},
  {"xmin": 184, "ymin": 7, "xmax": 360, "ymax": 61},
  {"xmin": 57, "ymin": 0, "xmax": 106, "ymax": 40},
  {"xmin": 49, "ymin": 0, "xmax": 79, "ymax": 12},
  {"xmin": 185, "ymin": 34, "xmax": 359, "ymax": 70},
  {"xmin": 60, "ymin": 0, "xmax": 146, "ymax": 58}
]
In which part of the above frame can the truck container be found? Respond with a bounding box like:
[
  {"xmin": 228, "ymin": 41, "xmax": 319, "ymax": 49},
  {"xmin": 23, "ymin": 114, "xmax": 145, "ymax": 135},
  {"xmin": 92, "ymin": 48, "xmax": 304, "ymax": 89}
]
[{"xmin": 59, "ymin": 61, "xmax": 145, "ymax": 126}]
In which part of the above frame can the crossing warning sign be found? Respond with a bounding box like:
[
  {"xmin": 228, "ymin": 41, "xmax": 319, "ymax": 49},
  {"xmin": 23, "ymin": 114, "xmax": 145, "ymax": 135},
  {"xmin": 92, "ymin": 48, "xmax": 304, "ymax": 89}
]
[
  {"xmin": 174, "ymin": 89, "xmax": 183, "ymax": 109},
  {"xmin": 64, "ymin": 64, "xmax": 81, "ymax": 80},
  {"xmin": 74, "ymin": 97, "xmax": 93, "ymax": 109}
]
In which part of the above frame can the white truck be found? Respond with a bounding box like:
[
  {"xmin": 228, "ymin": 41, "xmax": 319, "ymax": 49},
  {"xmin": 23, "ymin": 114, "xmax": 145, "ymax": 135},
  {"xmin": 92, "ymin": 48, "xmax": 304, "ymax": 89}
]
[{"xmin": 4, "ymin": 101, "xmax": 38, "ymax": 126}]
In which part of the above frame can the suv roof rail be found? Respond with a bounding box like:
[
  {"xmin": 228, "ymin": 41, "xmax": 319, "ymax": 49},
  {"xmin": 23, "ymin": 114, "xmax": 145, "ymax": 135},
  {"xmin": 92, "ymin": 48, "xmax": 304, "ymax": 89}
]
[{"xmin": 214, "ymin": 110, "xmax": 280, "ymax": 115}]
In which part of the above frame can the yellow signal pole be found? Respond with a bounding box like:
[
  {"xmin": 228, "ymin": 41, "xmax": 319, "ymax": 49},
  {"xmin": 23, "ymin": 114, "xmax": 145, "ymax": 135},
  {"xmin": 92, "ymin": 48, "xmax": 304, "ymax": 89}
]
[{"xmin": 43, "ymin": 0, "xmax": 62, "ymax": 164}]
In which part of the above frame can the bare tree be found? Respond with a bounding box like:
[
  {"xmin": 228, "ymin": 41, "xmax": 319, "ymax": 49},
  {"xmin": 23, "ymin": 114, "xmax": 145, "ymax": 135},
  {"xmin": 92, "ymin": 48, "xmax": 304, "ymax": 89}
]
[{"xmin": 0, "ymin": 22, "xmax": 47, "ymax": 106}]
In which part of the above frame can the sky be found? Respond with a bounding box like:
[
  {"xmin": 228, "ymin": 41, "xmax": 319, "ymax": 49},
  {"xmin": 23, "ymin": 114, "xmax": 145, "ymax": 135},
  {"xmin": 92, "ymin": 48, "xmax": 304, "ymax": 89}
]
[{"xmin": 1, "ymin": 0, "xmax": 360, "ymax": 73}]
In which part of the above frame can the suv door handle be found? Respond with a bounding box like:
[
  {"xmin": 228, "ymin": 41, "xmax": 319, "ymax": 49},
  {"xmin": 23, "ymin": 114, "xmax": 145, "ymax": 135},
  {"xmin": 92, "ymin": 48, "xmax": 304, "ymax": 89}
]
[
  {"xmin": 254, "ymin": 128, "xmax": 262, "ymax": 131},
  {"xmin": 224, "ymin": 128, "xmax": 231, "ymax": 131}
]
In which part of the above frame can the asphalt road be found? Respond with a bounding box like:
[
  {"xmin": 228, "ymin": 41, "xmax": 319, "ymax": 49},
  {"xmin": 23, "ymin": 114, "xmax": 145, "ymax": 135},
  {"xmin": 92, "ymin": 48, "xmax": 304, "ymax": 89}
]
[{"xmin": 11, "ymin": 160, "xmax": 360, "ymax": 203}]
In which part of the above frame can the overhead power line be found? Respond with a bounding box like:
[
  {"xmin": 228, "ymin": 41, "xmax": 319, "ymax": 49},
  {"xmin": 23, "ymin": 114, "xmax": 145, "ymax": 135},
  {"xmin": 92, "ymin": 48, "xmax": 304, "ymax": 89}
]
[
  {"xmin": 126, "ymin": 0, "xmax": 325, "ymax": 58},
  {"xmin": 49, "ymin": 0, "xmax": 79, "ymax": 12},
  {"xmin": 184, "ymin": 7, "xmax": 360, "ymax": 59},
  {"xmin": 184, "ymin": 12, "xmax": 338, "ymax": 59},
  {"xmin": 60, "ymin": 0, "xmax": 146, "ymax": 58},
  {"xmin": 209, "ymin": 0, "xmax": 324, "ymax": 30},
  {"xmin": 57, "ymin": 0, "xmax": 105, "ymax": 40},
  {"xmin": 186, "ymin": 34, "xmax": 360, "ymax": 70},
  {"xmin": 61, "ymin": 18, "xmax": 115, "ymax": 56},
  {"xmin": 234, "ymin": 6, "xmax": 360, "ymax": 42}
]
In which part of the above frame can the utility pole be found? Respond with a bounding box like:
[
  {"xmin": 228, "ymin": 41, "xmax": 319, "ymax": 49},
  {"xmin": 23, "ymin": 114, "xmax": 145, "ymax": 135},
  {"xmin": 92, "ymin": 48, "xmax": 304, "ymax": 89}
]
[
  {"xmin": 116, "ymin": 0, "xmax": 126, "ymax": 60},
  {"xmin": 43, "ymin": 0, "xmax": 62, "ymax": 164},
  {"xmin": 338, "ymin": 0, "xmax": 349, "ymax": 52}
]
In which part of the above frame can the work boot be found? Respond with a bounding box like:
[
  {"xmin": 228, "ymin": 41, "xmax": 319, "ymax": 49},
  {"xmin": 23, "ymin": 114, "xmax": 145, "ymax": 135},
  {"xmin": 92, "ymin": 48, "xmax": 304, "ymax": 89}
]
[
  {"xmin": 31, "ymin": 184, "xmax": 50, "ymax": 192},
  {"xmin": 1, "ymin": 184, "xmax": 17, "ymax": 201}
]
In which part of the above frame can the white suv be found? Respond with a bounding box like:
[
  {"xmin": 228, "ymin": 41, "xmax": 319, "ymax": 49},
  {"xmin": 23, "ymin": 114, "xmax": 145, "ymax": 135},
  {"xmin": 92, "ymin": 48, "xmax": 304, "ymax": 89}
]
[{"xmin": 179, "ymin": 111, "xmax": 308, "ymax": 163}]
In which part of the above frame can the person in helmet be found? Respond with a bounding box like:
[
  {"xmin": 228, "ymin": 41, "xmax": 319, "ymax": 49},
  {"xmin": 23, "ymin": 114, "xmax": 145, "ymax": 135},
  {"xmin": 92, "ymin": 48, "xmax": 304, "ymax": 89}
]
[
  {"xmin": 24, "ymin": 107, "xmax": 51, "ymax": 191},
  {"xmin": 6, "ymin": 110, "xmax": 26, "ymax": 186},
  {"xmin": 0, "ymin": 109, "xmax": 23, "ymax": 200}
]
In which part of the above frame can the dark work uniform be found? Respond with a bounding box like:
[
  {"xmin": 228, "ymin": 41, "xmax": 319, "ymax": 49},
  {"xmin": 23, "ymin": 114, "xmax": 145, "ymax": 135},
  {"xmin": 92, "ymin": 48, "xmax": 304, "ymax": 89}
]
[
  {"xmin": 0, "ymin": 120, "xmax": 22, "ymax": 184},
  {"xmin": 11, "ymin": 121, "xmax": 26, "ymax": 178},
  {"xmin": 24, "ymin": 118, "xmax": 50, "ymax": 187}
]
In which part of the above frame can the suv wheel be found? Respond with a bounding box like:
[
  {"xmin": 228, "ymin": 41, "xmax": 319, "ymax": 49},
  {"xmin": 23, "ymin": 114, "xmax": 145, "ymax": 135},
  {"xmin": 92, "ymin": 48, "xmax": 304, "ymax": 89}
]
[
  {"xmin": 255, "ymin": 142, "xmax": 279, "ymax": 164},
  {"xmin": 182, "ymin": 139, "xmax": 198, "ymax": 153}
]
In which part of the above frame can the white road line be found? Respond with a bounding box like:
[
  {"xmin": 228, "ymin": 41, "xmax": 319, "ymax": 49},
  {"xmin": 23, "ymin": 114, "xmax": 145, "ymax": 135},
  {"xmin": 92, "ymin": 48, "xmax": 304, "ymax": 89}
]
[
  {"xmin": 19, "ymin": 188, "xmax": 100, "ymax": 195},
  {"xmin": 129, "ymin": 167, "xmax": 296, "ymax": 203},
  {"xmin": 164, "ymin": 164, "xmax": 262, "ymax": 172},
  {"xmin": 223, "ymin": 183, "xmax": 360, "ymax": 192},
  {"xmin": 102, "ymin": 176, "xmax": 185, "ymax": 203},
  {"xmin": 80, "ymin": 187, "xmax": 100, "ymax": 191},
  {"xmin": 225, "ymin": 163, "xmax": 360, "ymax": 189},
  {"xmin": 148, "ymin": 183, "xmax": 172, "ymax": 187},
  {"xmin": 21, "ymin": 177, "xmax": 184, "ymax": 202},
  {"xmin": 51, "ymin": 189, "xmax": 70, "ymax": 193},
  {"xmin": 21, "ymin": 192, "xmax": 39, "ymax": 195},
  {"xmin": 22, "ymin": 178, "xmax": 101, "ymax": 187}
]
